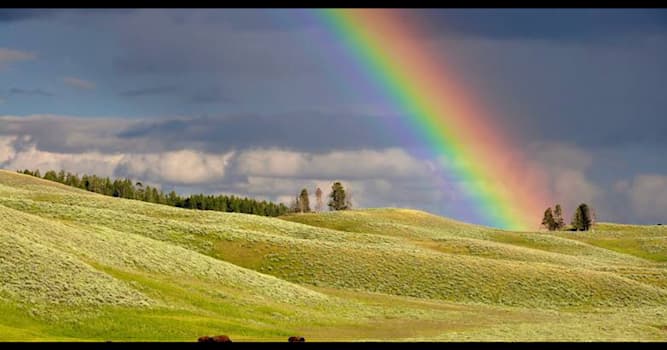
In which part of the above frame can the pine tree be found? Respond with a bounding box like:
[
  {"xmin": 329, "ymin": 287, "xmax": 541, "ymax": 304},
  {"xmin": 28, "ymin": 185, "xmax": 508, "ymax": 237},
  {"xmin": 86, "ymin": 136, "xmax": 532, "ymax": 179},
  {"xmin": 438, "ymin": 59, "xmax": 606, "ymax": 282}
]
[
  {"xmin": 18, "ymin": 167, "xmax": 289, "ymax": 217},
  {"xmin": 579, "ymin": 203, "xmax": 592, "ymax": 231},
  {"xmin": 541, "ymin": 207, "xmax": 556, "ymax": 231},
  {"xmin": 328, "ymin": 181, "xmax": 348, "ymax": 211},
  {"xmin": 571, "ymin": 207, "xmax": 580, "ymax": 231},
  {"xmin": 571, "ymin": 203, "xmax": 593, "ymax": 231},
  {"xmin": 299, "ymin": 188, "xmax": 310, "ymax": 213},
  {"xmin": 553, "ymin": 204, "xmax": 565, "ymax": 230},
  {"xmin": 57, "ymin": 170, "xmax": 66, "ymax": 183},
  {"xmin": 43, "ymin": 170, "xmax": 58, "ymax": 182}
]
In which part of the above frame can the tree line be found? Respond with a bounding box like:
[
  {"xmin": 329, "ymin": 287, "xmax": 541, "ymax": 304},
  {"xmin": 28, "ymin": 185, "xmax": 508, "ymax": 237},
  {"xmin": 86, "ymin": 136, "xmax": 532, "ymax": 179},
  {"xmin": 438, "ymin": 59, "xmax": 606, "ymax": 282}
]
[
  {"xmin": 18, "ymin": 169, "xmax": 290, "ymax": 217},
  {"xmin": 290, "ymin": 181, "xmax": 352, "ymax": 213},
  {"xmin": 541, "ymin": 203, "xmax": 595, "ymax": 231}
]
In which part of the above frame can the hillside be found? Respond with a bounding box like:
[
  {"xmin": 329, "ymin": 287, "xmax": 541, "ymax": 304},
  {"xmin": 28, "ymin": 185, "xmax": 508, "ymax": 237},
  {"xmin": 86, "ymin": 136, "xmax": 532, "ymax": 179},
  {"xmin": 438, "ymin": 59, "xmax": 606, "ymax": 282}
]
[{"xmin": 0, "ymin": 169, "xmax": 666, "ymax": 341}]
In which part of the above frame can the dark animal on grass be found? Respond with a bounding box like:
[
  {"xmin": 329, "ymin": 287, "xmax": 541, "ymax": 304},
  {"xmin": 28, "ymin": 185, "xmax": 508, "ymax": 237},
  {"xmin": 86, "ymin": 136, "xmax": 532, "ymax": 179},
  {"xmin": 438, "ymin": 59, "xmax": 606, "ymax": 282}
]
[
  {"xmin": 211, "ymin": 335, "xmax": 232, "ymax": 343},
  {"xmin": 198, "ymin": 335, "xmax": 232, "ymax": 343},
  {"xmin": 288, "ymin": 336, "xmax": 305, "ymax": 342}
]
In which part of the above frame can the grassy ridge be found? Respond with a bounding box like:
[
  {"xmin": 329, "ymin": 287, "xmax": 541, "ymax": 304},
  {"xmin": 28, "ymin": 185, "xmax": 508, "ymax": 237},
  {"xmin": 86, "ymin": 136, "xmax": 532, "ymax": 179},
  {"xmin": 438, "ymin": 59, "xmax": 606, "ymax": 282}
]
[{"xmin": 1, "ymin": 170, "xmax": 666, "ymax": 341}]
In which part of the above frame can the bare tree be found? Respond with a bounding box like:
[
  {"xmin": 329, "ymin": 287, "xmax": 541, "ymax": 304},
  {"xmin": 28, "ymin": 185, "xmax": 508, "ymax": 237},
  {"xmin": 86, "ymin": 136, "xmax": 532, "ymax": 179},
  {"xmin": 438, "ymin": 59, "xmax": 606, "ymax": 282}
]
[{"xmin": 315, "ymin": 187, "xmax": 323, "ymax": 212}]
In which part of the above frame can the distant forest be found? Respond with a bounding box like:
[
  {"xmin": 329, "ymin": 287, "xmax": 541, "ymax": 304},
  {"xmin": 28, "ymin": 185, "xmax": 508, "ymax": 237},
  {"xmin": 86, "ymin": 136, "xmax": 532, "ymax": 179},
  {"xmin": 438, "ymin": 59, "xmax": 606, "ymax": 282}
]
[{"xmin": 18, "ymin": 169, "xmax": 290, "ymax": 217}]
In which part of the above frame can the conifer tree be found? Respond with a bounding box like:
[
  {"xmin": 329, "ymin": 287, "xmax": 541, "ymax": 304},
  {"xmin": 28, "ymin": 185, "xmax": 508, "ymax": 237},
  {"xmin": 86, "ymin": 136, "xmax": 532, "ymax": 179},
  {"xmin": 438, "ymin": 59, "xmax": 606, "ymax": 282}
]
[
  {"xmin": 571, "ymin": 203, "xmax": 593, "ymax": 231},
  {"xmin": 57, "ymin": 170, "xmax": 66, "ymax": 183},
  {"xmin": 328, "ymin": 181, "xmax": 348, "ymax": 211},
  {"xmin": 541, "ymin": 207, "xmax": 556, "ymax": 231},
  {"xmin": 553, "ymin": 204, "xmax": 565, "ymax": 230},
  {"xmin": 43, "ymin": 170, "xmax": 58, "ymax": 182},
  {"xmin": 299, "ymin": 188, "xmax": 310, "ymax": 213}
]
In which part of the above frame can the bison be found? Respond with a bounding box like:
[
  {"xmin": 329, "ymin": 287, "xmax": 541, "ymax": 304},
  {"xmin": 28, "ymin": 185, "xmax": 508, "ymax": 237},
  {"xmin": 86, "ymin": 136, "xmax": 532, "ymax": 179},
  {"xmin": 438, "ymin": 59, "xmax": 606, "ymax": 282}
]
[
  {"xmin": 211, "ymin": 335, "xmax": 232, "ymax": 343},
  {"xmin": 198, "ymin": 335, "xmax": 232, "ymax": 343},
  {"xmin": 288, "ymin": 336, "xmax": 305, "ymax": 342}
]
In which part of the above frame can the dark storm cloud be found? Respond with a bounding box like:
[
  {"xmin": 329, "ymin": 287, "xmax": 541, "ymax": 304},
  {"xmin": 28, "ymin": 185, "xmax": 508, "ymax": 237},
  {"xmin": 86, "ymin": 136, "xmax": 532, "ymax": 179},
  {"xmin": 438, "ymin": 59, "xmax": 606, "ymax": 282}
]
[
  {"xmin": 425, "ymin": 31, "xmax": 667, "ymax": 151},
  {"xmin": 0, "ymin": 116, "xmax": 135, "ymax": 154},
  {"xmin": 114, "ymin": 112, "xmax": 405, "ymax": 153},
  {"xmin": 9, "ymin": 88, "xmax": 53, "ymax": 97},
  {"xmin": 0, "ymin": 9, "xmax": 57, "ymax": 22},
  {"xmin": 0, "ymin": 113, "xmax": 406, "ymax": 155},
  {"xmin": 414, "ymin": 9, "xmax": 667, "ymax": 42},
  {"xmin": 0, "ymin": 9, "xmax": 134, "ymax": 22},
  {"xmin": 118, "ymin": 86, "xmax": 180, "ymax": 98},
  {"xmin": 196, "ymin": 9, "xmax": 318, "ymax": 32},
  {"xmin": 109, "ymin": 10, "xmax": 326, "ymax": 78},
  {"xmin": 116, "ymin": 119, "xmax": 189, "ymax": 139},
  {"xmin": 118, "ymin": 85, "xmax": 230, "ymax": 104},
  {"xmin": 189, "ymin": 87, "xmax": 231, "ymax": 104}
]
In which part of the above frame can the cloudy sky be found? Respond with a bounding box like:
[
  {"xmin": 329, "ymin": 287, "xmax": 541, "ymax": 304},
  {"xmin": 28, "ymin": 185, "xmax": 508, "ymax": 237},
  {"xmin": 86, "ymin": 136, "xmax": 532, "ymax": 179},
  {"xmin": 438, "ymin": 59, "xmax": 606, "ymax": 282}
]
[{"xmin": 1, "ymin": 9, "xmax": 666, "ymax": 226}]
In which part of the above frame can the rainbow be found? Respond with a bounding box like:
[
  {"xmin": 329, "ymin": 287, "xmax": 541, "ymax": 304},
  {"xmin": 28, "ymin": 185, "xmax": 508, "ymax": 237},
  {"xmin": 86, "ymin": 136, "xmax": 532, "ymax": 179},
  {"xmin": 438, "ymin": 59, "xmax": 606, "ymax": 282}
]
[{"xmin": 318, "ymin": 9, "xmax": 550, "ymax": 230}]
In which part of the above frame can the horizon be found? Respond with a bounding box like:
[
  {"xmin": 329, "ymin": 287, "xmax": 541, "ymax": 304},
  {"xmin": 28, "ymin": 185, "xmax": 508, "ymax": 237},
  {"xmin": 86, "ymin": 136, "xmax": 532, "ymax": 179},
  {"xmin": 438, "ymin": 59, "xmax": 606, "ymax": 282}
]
[{"xmin": 3, "ymin": 168, "xmax": 653, "ymax": 230}]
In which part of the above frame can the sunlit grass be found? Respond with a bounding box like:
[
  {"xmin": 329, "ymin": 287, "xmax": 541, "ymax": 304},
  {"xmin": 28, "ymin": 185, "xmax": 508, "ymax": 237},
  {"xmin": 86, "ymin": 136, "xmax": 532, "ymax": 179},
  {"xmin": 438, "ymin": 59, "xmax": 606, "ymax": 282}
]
[{"xmin": 1, "ymin": 169, "xmax": 666, "ymax": 341}]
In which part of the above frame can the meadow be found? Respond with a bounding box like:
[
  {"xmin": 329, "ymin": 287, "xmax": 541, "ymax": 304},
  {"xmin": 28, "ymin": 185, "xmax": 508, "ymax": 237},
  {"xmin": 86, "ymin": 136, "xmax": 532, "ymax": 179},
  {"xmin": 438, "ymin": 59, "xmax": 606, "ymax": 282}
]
[{"xmin": 0, "ymin": 169, "xmax": 666, "ymax": 341}]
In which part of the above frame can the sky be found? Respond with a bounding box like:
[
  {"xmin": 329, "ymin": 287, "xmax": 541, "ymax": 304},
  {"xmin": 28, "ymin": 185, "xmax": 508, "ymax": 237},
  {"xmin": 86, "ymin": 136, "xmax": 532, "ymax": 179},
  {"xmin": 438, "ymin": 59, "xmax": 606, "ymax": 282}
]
[{"xmin": 1, "ymin": 9, "xmax": 666, "ymax": 227}]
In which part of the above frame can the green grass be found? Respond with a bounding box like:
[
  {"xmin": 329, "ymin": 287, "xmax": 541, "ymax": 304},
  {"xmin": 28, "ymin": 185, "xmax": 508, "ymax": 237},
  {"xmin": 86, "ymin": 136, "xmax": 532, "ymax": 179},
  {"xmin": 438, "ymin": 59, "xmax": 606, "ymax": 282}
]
[{"xmin": 1, "ymin": 169, "xmax": 666, "ymax": 341}]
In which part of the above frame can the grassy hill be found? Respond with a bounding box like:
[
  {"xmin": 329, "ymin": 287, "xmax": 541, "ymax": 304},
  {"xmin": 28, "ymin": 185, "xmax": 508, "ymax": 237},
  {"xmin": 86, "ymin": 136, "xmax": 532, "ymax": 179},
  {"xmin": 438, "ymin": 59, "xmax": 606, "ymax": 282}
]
[{"xmin": 1, "ymin": 169, "xmax": 666, "ymax": 341}]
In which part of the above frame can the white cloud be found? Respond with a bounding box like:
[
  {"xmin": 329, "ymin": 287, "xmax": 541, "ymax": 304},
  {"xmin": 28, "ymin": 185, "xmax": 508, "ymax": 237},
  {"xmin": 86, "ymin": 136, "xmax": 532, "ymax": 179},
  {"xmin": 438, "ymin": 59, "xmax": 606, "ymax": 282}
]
[
  {"xmin": 225, "ymin": 146, "xmax": 441, "ymax": 209},
  {"xmin": 234, "ymin": 148, "xmax": 435, "ymax": 180},
  {"xmin": 115, "ymin": 150, "xmax": 235, "ymax": 185},
  {"xmin": 63, "ymin": 76, "xmax": 96, "ymax": 90},
  {"xmin": 2, "ymin": 143, "xmax": 123, "ymax": 178},
  {"xmin": 0, "ymin": 137, "xmax": 446, "ymax": 211},
  {"xmin": 0, "ymin": 136, "xmax": 18, "ymax": 164},
  {"xmin": 0, "ymin": 48, "xmax": 35, "ymax": 70},
  {"xmin": 1, "ymin": 140, "xmax": 234, "ymax": 185}
]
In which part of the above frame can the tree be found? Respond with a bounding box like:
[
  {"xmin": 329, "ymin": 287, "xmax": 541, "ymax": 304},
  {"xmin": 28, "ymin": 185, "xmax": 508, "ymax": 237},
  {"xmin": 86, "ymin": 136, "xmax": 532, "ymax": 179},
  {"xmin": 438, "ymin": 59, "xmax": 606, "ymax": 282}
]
[
  {"xmin": 135, "ymin": 182, "xmax": 145, "ymax": 200},
  {"xmin": 315, "ymin": 187, "xmax": 323, "ymax": 212},
  {"xmin": 328, "ymin": 181, "xmax": 348, "ymax": 211},
  {"xmin": 571, "ymin": 203, "xmax": 593, "ymax": 231},
  {"xmin": 299, "ymin": 188, "xmax": 310, "ymax": 213},
  {"xmin": 57, "ymin": 170, "xmax": 66, "ymax": 183},
  {"xmin": 541, "ymin": 207, "xmax": 556, "ymax": 231},
  {"xmin": 17, "ymin": 167, "xmax": 290, "ymax": 218},
  {"xmin": 553, "ymin": 204, "xmax": 565, "ymax": 230},
  {"xmin": 43, "ymin": 170, "xmax": 58, "ymax": 182}
]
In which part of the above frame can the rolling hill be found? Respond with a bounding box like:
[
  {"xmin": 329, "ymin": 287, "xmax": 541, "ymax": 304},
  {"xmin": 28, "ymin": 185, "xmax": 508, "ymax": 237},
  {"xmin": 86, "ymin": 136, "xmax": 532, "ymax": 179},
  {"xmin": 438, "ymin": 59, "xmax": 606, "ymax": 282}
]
[{"xmin": 0, "ymin": 169, "xmax": 666, "ymax": 341}]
